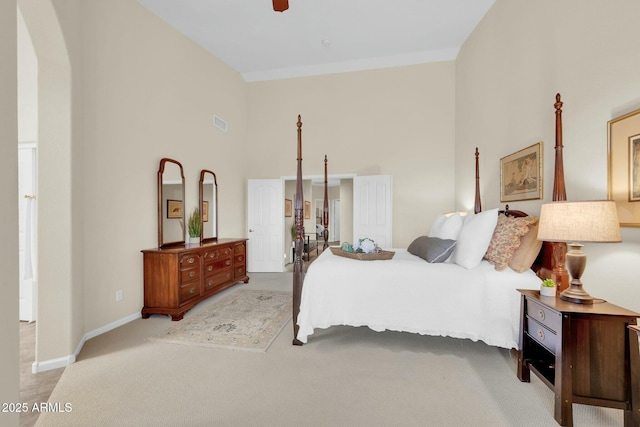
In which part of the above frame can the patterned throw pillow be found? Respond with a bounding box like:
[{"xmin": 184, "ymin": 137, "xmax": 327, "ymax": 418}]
[{"xmin": 484, "ymin": 214, "xmax": 538, "ymax": 271}]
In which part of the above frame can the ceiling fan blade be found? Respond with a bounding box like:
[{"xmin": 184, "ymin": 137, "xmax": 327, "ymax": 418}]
[{"xmin": 273, "ymin": 0, "xmax": 289, "ymax": 12}]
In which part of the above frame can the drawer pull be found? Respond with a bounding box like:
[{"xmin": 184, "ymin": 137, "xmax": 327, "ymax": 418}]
[
  {"xmin": 189, "ymin": 271, "xmax": 195, "ymax": 278},
  {"xmin": 207, "ymin": 280, "xmax": 213, "ymax": 287},
  {"xmin": 189, "ymin": 288, "xmax": 196, "ymax": 295},
  {"xmin": 226, "ymin": 260, "xmax": 231, "ymax": 266},
  {"xmin": 537, "ymin": 310, "xmax": 545, "ymax": 321},
  {"xmin": 537, "ymin": 328, "xmax": 545, "ymax": 341},
  {"xmin": 224, "ymin": 249, "xmax": 230, "ymax": 255},
  {"xmin": 238, "ymin": 256, "xmax": 244, "ymax": 262},
  {"xmin": 188, "ymin": 257, "xmax": 194, "ymax": 264},
  {"xmin": 207, "ymin": 266, "xmax": 213, "ymax": 272}
]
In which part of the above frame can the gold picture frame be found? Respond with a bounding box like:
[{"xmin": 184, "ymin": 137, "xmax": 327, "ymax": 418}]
[
  {"xmin": 284, "ymin": 199, "xmax": 292, "ymax": 217},
  {"xmin": 500, "ymin": 142, "xmax": 543, "ymax": 202},
  {"xmin": 608, "ymin": 108, "xmax": 640, "ymax": 227}
]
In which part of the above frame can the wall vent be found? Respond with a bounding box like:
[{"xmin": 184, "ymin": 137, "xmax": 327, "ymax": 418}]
[{"xmin": 214, "ymin": 115, "xmax": 228, "ymax": 132}]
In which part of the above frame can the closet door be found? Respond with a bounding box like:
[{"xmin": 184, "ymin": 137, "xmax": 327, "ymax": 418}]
[{"xmin": 353, "ymin": 175, "xmax": 392, "ymax": 248}]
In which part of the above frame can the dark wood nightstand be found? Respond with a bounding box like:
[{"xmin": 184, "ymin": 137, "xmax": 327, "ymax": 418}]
[{"xmin": 517, "ymin": 289, "xmax": 640, "ymax": 427}]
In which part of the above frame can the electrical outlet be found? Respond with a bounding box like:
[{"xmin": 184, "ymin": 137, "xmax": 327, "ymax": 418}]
[{"xmin": 116, "ymin": 290, "xmax": 123, "ymax": 302}]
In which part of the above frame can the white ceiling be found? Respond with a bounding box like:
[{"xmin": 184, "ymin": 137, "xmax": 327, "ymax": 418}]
[{"xmin": 137, "ymin": 0, "xmax": 495, "ymax": 82}]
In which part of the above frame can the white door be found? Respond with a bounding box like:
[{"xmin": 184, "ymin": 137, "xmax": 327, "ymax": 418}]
[
  {"xmin": 19, "ymin": 145, "xmax": 37, "ymax": 322},
  {"xmin": 353, "ymin": 175, "xmax": 392, "ymax": 248},
  {"xmin": 247, "ymin": 179, "xmax": 284, "ymax": 272}
]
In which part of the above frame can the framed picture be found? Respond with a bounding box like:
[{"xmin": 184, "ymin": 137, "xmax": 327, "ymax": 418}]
[
  {"xmin": 167, "ymin": 199, "xmax": 182, "ymax": 219},
  {"xmin": 304, "ymin": 201, "xmax": 311, "ymax": 219},
  {"xmin": 284, "ymin": 199, "xmax": 292, "ymax": 217},
  {"xmin": 202, "ymin": 201, "xmax": 209, "ymax": 222},
  {"xmin": 500, "ymin": 142, "xmax": 543, "ymax": 202},
  {"xmin": 608, "ymin": 108, "xmax": 640, "ymax": 227}
]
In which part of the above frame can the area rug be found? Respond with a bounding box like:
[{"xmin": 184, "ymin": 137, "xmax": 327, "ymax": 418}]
[{"xmin": 148, "ymin": 289, "xmax": 292, "ymax": 352}]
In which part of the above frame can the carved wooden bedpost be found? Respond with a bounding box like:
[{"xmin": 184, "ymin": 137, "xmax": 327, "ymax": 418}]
[
  {"xmin": 551, "ymin": 94, "xmax": 569, "ymax": 292},
  {"xmin": 292, "ymin": 115, "xmax": 304, "ymax": 346},
  {"xmin": 474, "ymin": 147, "xmax": 482, "ymax": 214},
  {"xmin": 323, "ymin": 155, "xmax": 329, "ymax": 250}
]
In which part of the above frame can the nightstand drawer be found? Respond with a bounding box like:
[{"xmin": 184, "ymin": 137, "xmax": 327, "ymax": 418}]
[
  {"xmin": 526, "ymin": 298, "xmax": 561, "ymax": 333},
  {"xmin": 527, "ymin": 318, "xmax": 557, "ymax": 353}
]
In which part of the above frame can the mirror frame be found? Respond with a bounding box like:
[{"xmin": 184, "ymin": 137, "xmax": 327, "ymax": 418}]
[
  {"xmin": 199, "ymin": 169, "xmax": 218, "ymax": 243},
  {"xmin": 158, "ymin": 158, "xmax": 185, "ymax": 248}
]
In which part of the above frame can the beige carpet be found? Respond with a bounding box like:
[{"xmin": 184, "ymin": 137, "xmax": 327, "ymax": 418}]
[
  {"xmin": 35, "ymin": 273, "xmax": 624, "ymax": 427},
  {"xmin": 148, "ymin": 289, "xmax": 291, "ymax": 352}
]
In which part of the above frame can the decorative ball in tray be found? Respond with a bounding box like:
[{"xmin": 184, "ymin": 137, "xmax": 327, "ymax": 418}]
[{"xmin": 330, "ymin": 238, "xmax": 395, "ymax": 261}]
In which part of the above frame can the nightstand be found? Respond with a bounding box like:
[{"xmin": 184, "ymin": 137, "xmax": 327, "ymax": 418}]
[{"xmin": 517, "ymin": 289, "xmax": 640, "ymax": 427}]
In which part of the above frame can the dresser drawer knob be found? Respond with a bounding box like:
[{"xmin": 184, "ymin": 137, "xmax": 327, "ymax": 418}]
[
  {"xmin": 537, "ymin": 310, "xmax": 545, "ymax": 321},
  {"xmin": 189, "ymin": 271, "xmax": 195, "ymax": 278},
  {"xmin": 207, "ymin": 280, "xmax": 213, "ymax": 287},
  {"xmin": 537, "ymin": 328, "xmax": 545, "ymax": 341},
  {"xmin": 189, "ymin": 288, "xmax": 196, "ymax": 295},
  {"xmin": 188, "ymin": 257, "xmax": 194, "ymax": 264},
  {"xmin": 238, "ymin": 256, "xmax": 244, "ymax": 262},
  {"xmin": 226, "ymin": 260, "xmax": 231, "ymax": 266},
  {"xmin": 207, "ymin": 266, "xmax": 213, "ymax": 272}
]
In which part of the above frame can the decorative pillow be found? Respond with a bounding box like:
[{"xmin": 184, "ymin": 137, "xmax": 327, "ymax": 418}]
[
  {"xmin": 509, "ymin": 220, "xmax": 543, "ymax": 273},
  {"xmin": 452, "ymin": 208, "xmax": 499, "ymax": 269},
  {"xmin": 408, "ymin": 236, "xmax": 457, "ymax": 263},
  {"xmin": 429, "ymin": 212, "xmax": 464, "ymax": 240},
  {"xmin": 484, "ymin": 214, "xmax": 538, "ymax": 271}
]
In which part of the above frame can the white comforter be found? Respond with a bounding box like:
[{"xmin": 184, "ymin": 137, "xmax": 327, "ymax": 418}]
[{"xmin": 296, "ymin": 248, "xmax": 542, "ymax": 349}]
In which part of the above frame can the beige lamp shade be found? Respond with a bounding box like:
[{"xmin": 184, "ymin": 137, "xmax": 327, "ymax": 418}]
[{"xmin": 537, "ymin": 201, "xmax": 621, "ymax": 243}]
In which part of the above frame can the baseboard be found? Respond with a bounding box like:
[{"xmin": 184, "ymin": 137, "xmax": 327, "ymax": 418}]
[{"xmin": 31, "ymin": 311, "xmax": 141, "ymax": 373}]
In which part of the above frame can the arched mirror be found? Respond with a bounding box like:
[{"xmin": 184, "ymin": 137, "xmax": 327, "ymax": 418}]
[
  {"xmin": 158, "ymin": 158, "xmax": 185, "ymax": 247},
  {"xmin": 199, "ymin": 169, "xmax": 218, "ymax": 242}
]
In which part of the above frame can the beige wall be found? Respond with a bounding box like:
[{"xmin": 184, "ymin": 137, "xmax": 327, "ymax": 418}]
[
  {"xmin": 246, "ymin": 62, "xmax": 456, "ymax": 247},
  {"xmin": 0, "ymin": 1, "xmax": 19, "ymax": 424},
  {"xmin": 456, "ymin": 0, "xmax": 640, "ymax": 312},
  {"xmin": 79, "ymin": 0, "xmax": 248, "ymax": 332}
]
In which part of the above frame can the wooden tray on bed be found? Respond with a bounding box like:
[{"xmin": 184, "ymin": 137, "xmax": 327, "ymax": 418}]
[{"xmin": 330, "ymin": 247, "xmax": 395, "ymax": 261}]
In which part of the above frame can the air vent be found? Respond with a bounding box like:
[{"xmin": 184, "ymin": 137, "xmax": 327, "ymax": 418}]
[{"xmin": 214, "ymin": 115, "xmax": 228, "ymax": 132}]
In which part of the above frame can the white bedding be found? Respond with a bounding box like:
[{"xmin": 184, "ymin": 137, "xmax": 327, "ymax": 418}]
[{"xmin": 296, "ymin": 248, "xmax": 542, "ymax": 349}]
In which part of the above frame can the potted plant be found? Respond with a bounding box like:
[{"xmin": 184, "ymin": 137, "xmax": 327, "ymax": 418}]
[
  {"xmin": 187, "ymin": 207, "xmax": 201, "ymax": 244},
  {"xmin": 540, "ymin": 278, "xmax": 556, "ymax": 297}
]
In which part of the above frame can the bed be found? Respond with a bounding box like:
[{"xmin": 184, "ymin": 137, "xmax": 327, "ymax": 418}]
[{"xmin": 291, "ymin": 94, "xmax": 569, "ymax": 349}]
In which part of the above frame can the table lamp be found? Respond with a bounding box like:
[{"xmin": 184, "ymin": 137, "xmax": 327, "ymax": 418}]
[{"xmin": 537, "ymin": 201, "xmax": 621, "ymax": 304}]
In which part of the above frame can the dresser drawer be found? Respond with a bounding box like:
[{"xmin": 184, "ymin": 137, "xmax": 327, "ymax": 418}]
[
  {"xmin": 179, "ymin": 253, "xmax": 200, "ymax": 269},
  {"xmin": 527, "ymin": 318, "xmax": 557, "ymax": 353},
  {"xmin": 205, "ymin": 257, "xmax": 232, "ymax": 275},
  {"xmin": 179, "ymin": 281, "xmax": 200, "ymax": 304},
  {"xmin": 180, "ymin": 267, "xmax": 200, "ymax": 283},
  {"xmin": 234, "ymin": 253, "xmax": 245, "ymax": 265},
  {"xmin": 234, "ymin": 264, "xmax": 246, "ymax": 279},
  {"xmin": 204, "ymin": 269, "xmax": 233, "ymax": 291},
  {"xmin": 234, "ymin": 243, "xmax": 246, "ymax": 255},
  {"xmin": 204, "ymin": 247, "xmax": 233, "ymax": 261},
  {"xmin": 526, "ymin": 298, "xmax": 561, "ymax": 333}
]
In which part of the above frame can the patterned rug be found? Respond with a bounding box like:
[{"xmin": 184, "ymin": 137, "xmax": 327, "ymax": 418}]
[{"xmin": 149, "ymin": 289, "xmax": 292, "ymax": 352}]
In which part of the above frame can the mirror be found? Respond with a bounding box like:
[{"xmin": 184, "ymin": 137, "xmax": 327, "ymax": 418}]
[
  {"xmin": 158, "ymin": 158, "xmax": 185, "ymax": 247},
  {"xmin": 199, "ymin": 169, "xmax": 218, "ymax": 242}
]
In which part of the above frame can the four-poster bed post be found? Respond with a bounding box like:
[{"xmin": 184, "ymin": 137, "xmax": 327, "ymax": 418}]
[
  {"xmin": 292, "ymin": 115, "xmax": 304, "ymax": 346},
  {"xmin": 323, "ymin": 155, "xmax": 329, "ymax": 250},
  {"xmin": 550, "ymin": 94, "xmax": 569, "ymax": 292},
  {"xmin": 474, "ymin": 147, "xmax": 482, "ymax": 214}
]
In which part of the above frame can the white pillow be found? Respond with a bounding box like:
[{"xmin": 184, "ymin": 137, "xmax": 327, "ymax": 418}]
[
  {"xmin": 429, "ymin": 212, "xmax": 464, "ymax": 240},
  {"xmin": 453, "ymin": 208, "xmax": 499, "ymax": 269}
]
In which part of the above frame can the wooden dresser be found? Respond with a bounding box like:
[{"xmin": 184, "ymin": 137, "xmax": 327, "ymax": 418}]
[
  {"xmin": 141, "ymin": 238, "xmax": 249, "ymax": 320},
  {"xmin": 517, "ymin": 289, "xmax": 640, "ymax": 427}
]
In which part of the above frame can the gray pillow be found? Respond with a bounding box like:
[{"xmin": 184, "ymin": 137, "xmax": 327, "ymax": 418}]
[{"xmin": 407, "ymin": 236, "xmax": 457, "ymax": 263}]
